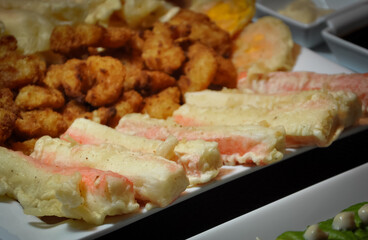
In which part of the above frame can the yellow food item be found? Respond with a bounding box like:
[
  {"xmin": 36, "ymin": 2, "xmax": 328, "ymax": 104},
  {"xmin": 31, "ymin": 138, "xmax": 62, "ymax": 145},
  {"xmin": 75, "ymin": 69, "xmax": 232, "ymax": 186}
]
[
  {"xmin": 231, "ymin": 16, "xmax": 294, "ymax": 78},
  {"xmin": 189, "ymin": 0, "xmax": 256, "ymax": 37}
]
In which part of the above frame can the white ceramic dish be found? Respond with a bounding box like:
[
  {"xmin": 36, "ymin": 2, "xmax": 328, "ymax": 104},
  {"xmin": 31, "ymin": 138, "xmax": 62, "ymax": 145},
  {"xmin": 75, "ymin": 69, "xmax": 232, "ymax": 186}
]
[
  {"xmin": 189, "ymin": 162, "xmax": 368, "ymax": 240},
  {"xmin": 0, "ymin": 47, "xmax": 363, "ymax": 240},
  {"xmin": 322, "ymin": 1, "xmax": 368, "ymax": 73},
  {"xmin": 255, "ymin": 0, "xmax": 364, "ymax": 48}
]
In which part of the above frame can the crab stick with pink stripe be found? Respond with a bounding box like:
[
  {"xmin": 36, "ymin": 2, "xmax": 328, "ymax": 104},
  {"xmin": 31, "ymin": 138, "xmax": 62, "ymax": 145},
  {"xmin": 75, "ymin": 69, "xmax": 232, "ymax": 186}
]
[
  {"xmin": 116, "ymin": 113, "xmax": 285, "ymax": 166},
  {"xmin": 184, "ymin": 89, "xmax": 362, "ymax": 128},
  {"xmin": 0, "ymin": 147, "xmax": 139, "ymax": 225},
  {"xmin": 31, "ymin": 136, "xmax": 189, "ymax": 207},
  {"xmin": 61, "ymin": 118, "xmax": 222, "ymax": 186},
  {"xmin": 238, "ymin": 71, "xmax": 368, "ymax": 117},
  {"xmin": 173, "ymin": 93, "xmax": 344, "ymax": 148}
]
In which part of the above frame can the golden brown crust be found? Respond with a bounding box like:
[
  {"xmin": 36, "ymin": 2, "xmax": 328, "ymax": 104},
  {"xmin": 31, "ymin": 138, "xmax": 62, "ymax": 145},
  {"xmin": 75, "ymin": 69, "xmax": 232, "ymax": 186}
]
[
  {"xmin": 15, "ymin": 85, "xmax": 65, "ymax": 110},
  {"xmin": 142, "ymin": 86, "xmax": 181, "ymax": 119}
]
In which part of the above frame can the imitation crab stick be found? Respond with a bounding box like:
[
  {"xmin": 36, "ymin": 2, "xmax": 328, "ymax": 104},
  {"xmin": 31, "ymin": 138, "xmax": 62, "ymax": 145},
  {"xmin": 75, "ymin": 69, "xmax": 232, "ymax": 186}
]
[
  {"xmin": 0, "ymin": 147, "xmax": 139, "ymax": 225},
  {"xmin": 116, "ymin": 113, "xmax": 285, "ymax": 166},
  {"xmin": 61, "ymin": 118, "xmax": 222, "ymax": 186},
  {"xmin": 184, "ymin": 89, "xmax": 362, "ymax": 128},
  {"xmin": 173, "ymin": 92, "xmax": 345, "ymax": 147},
  {"xmin": 238, "ymin": 71, "xmax": 368, "ymax": 116},
  {"xmin": 31, "ymin": 136, "xmax": 189, "ymax": 207}
]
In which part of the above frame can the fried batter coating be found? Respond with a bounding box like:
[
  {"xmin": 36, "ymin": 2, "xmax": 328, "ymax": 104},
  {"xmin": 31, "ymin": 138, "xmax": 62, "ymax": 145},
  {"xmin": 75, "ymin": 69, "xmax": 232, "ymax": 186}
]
[
  {"xmin": 0, "ymin": 35, "xmax": 17, "ymax": 58},
  {"xmin": 85, "ymin": 55, "xmax": 126, "ymax": 107},
  {"xmin": 9, "ymin": 138, "xmax": 37, "ymax": 155},
  {"xmin": 211, "ymin": 54, "xmax": 238, "ymax": 88},
  {"xmin": 50, "ymin": 23, "xmax": 104, "ymax": 55},
  {"xmin": 0, "ymin": 108, "xmax": 17, "ymax": 144},
  {"xmin": 43, "ymin": 59, "xmax": 89, "ymax": 98},
  {"xmin": 14, "ymin": 109, "xmax": 68, "ymax": 139},
  {"xmin": 169, "ymin": 9, "xmax": 232, "ymax": 57},
  {"xmin": 0, "ymin": 53, "xmax": 46, "ymax": 90},
  {"xmin": 108, "ymin": 90, "xmax": 143, "ymax": 127},
  {"xmin": 62, "ymin": 100, "xmax": 90, "ymax": 127},
  {"xmin": 0, "ymin": 88, "xmax": 19, "ymax": 114},
  {"xmin": 178, "ymin": 42, "xmax": 217, "ymax": 93},
  {"xmin": 15, "ymin": 85, "xmax": 65, "ymax": 110},
  {"xmin": 142, "ymin": 22, "xmax": 186, "ymax": 74},
  {"xmin": 124, "ymin": 69, "xmax": 176, "ymax": 95},
  {"xmin": 100, "ymin": 26, "xmax": 133, "ymax": 48},
  {"xmin": 142, "ymin": 86, "xmax": 181, "ymax": 119}
]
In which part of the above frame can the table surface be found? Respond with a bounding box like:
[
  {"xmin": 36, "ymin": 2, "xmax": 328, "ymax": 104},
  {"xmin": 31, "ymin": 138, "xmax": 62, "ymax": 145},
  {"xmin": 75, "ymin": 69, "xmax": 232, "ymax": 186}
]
[{"xmin": 96, "ymin": 44, "xmax": 368, "ymax": 239}]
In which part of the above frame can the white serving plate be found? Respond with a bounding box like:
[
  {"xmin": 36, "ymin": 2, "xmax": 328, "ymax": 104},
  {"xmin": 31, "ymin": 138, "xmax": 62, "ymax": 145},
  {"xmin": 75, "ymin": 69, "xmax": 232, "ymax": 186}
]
[
  {"xmin": 189, "ymin": 162, "xmax": 368, "ymax": 240},
  {"xmin": 256, "ymin": 0, "xmax": 364, "ymax": 47},
  {"xmin": 0, "ymin": 47, "xmax": 364, "ymax": 240}
]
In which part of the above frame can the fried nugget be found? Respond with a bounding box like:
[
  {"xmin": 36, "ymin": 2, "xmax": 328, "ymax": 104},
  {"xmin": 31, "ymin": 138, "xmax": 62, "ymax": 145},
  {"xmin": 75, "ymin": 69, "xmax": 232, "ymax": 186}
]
[
  {"xmin": 211, "ymin": 54, "xmax": 238, "ymax": 88},
  {"xmin": 108, "ymin": 90, "xmax": 143, "ymax": 127},
  {"xmin": 142, "ymin": 22, "xmax": 186, "ymax": 74},
  {"xmin": 0, "ymin": 53, "xmax": 46, "ymax": 89},
  {"xmin": 0, "ymin": 88, "xmax": 18, "ymax": 114},
  {"xmin": 169, "ymin": 9, "xmax": 232, "ymax": 57},
  {"xmin": 142, "ymin": 86, "xmax": 181, "ymax": 119},
  {"xmin": 50, "ymin": 23, "xmax": 104, "ymax": 55},
  {"xmin": 14, "ymin": 109, "xmax": 68, "ymax": 139},
  {"xmin": 85, "ymin": 56, "xmax": 126, "ymax": 107},
  {"xmin": 61, "ymin": 100, "xmax": 90, "ymax": 127},
  {"xmin": 43, "ymin": 59, "xmax": 89, "ymax": 98},
  {"xmin": 0, "ymin": 35, "xmax": 17, "ymax": 58},
  {"xmin": 15, "ymin": 85, "xmax": 65, "ymax": 110},
  {"xmin": 100, "ymin": 26, "xmax": 133, "ymax": 48},
  {"xmin": 0, "ymin": 108, "xmax": 17, "ymax": 144},
  {"xmin": 178, "ymin": 42, "xmax": 217, "ymax": 93},
  {"xmin": 9, "ymin": 138, "xmax": 37, "ymax": 155}
]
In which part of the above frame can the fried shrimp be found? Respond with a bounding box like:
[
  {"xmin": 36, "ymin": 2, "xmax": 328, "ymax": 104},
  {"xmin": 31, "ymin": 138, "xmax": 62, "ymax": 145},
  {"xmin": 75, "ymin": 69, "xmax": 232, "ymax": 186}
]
[
  {"xmin": 50, "ymin": 23, "xmax": 105, "ymax": 55},
  {"xmin": 178, "ymin": 42, "xmax": 217, "ymax": 93},
  {"xmin": 142, "ymin": 86, "xmax": 181, "ymax": 119},
  {"xmin": 108, "ymin": 90, "xmax": 143, "ymax": 127},
  {"xmin": 211, "ymin": 54, "xmax": 237, "ymax": 88},
  {"xmin": 15, "ymin": 85, "xmax": 65, "ymax": 110},
  {"xmin": 100, "ymin": 26, "xmax": 133, "ymax": 48},
  {"xmin": 9, "ymin": 138, "xmax": 37, "ymax": 155},
  {"xmin": 169, "ymin": 9, "xmax": 232, "ymax": 57},
  {"xmin": 0, "ymin": 108, "xmax": 17, "ymax": 144},
  {"xmin": 43, "ymin": 58, "xmax": 88, "ymax": 98},
  {"xmin": 84, "ymin": 55, "xmax": 126, "ymax": 107},
  {"xmin": 14, "ymin": 108, "xmax": 68, "ymax": 139},
  {"xmin": 142, "ymin": 22, "xmax": 186, "ymax": 74},
  {"xmin": 0, "ymin": 35, "xmax": 17, "ymax": 58},
  {"xmin": 0, "ymin": 53, "xmax": 46, "ymax": 90}
]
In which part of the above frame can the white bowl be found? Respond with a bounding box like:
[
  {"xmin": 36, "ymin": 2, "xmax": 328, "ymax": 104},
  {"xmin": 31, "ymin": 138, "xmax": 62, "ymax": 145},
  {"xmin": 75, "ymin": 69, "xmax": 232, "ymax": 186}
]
[
  {"xmin": 321, "ymin": 1, "xmax": 368, "ymax": 73},
  {"xmin": 256, "ymin": 0, "xmax": 364, "ymax": 48}
]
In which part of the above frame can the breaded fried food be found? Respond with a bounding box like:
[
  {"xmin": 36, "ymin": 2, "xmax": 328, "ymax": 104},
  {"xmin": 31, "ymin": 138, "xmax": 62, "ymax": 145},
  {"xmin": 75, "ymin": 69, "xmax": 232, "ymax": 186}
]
[
  {"xmin": 43, "ymin": 58, "xmax": 88, "ymax": 98},
  {"xmin": 9, "ymin": 138, "xmax": 37, "ymax": 155},
  {"xmin": 211, "ymin": 54, "xmax": 237, "ymax": 88},
  {"xmin": 169, "ymin": 9, "xmax": 232, "ymax": 57},
  {"xmin": 178, "ymin": 42, "xmax": 217, "ymax": 93},
  {"xmin": 0, "ymin": 53, "xmax": 46, "ymax": 90},
  {"xmin": 142, "ymin": 22, "xmax": 186, "ymax": 74},
  {"xmin": 100, "ymin": 26, "xmax": 133, "ymax": 48},
  {"xmin": 0, "ymin": 108, "xmax": 17, "ymax": 144},
  {"xmin": 50, "ymin": 23, "xmax": 104, "ymax": 55},
  {"xmin": 0, "ymin": 35, "xmax": 17, "ymax": 58},
  {"xmin": 61, "ymin": 100, "xmax": 90, "ymax": 127},
  {"xmin": 142, "ymin": 86, "xmax": 181, "ymax": 119},
  {"xmin": 85, "ymin": 56, "xmax": 126, "ymax": 107},
  {"xmin": 0, "ymin": 88, "xmax": 18, "ymax": 114},
  {"xmin": 15, "ymin": 109, "xmax": 68, "ymax": 139},
  {"xmin": 108, "ymin": 90, "xmax": 143, "ymax": 127},
  {"xmin": 15, "ymin": 85, "xmax": 65, "ymax": 110}
]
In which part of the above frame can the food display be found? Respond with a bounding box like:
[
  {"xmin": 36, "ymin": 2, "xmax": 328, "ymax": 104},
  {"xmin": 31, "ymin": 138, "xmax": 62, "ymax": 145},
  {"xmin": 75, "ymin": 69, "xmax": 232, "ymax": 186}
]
[
  {"xmin": 0, "ymin": 0, "xmax": 367, "ymax": 232},
  {"xmin": 276, "ymin": 202, "xmax": 368, "ymax": 240}
]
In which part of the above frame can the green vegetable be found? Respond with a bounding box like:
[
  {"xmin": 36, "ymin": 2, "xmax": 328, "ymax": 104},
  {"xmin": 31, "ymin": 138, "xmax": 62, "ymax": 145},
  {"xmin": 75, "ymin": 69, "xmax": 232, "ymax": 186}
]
[{"xmin": 276, "ymin": 202, "xmax": 368, "ymax": 240}]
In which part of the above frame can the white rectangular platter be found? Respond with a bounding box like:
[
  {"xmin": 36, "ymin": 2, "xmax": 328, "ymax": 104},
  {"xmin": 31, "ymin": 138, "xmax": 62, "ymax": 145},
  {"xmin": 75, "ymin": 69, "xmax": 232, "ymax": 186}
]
[
  {"xmin": 189, "ymin": 162, "xmax": 368, "ymax": 240},
  {"xmin": 0, "ymin": 47, "xmax": 364, "ymax": 240}
]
